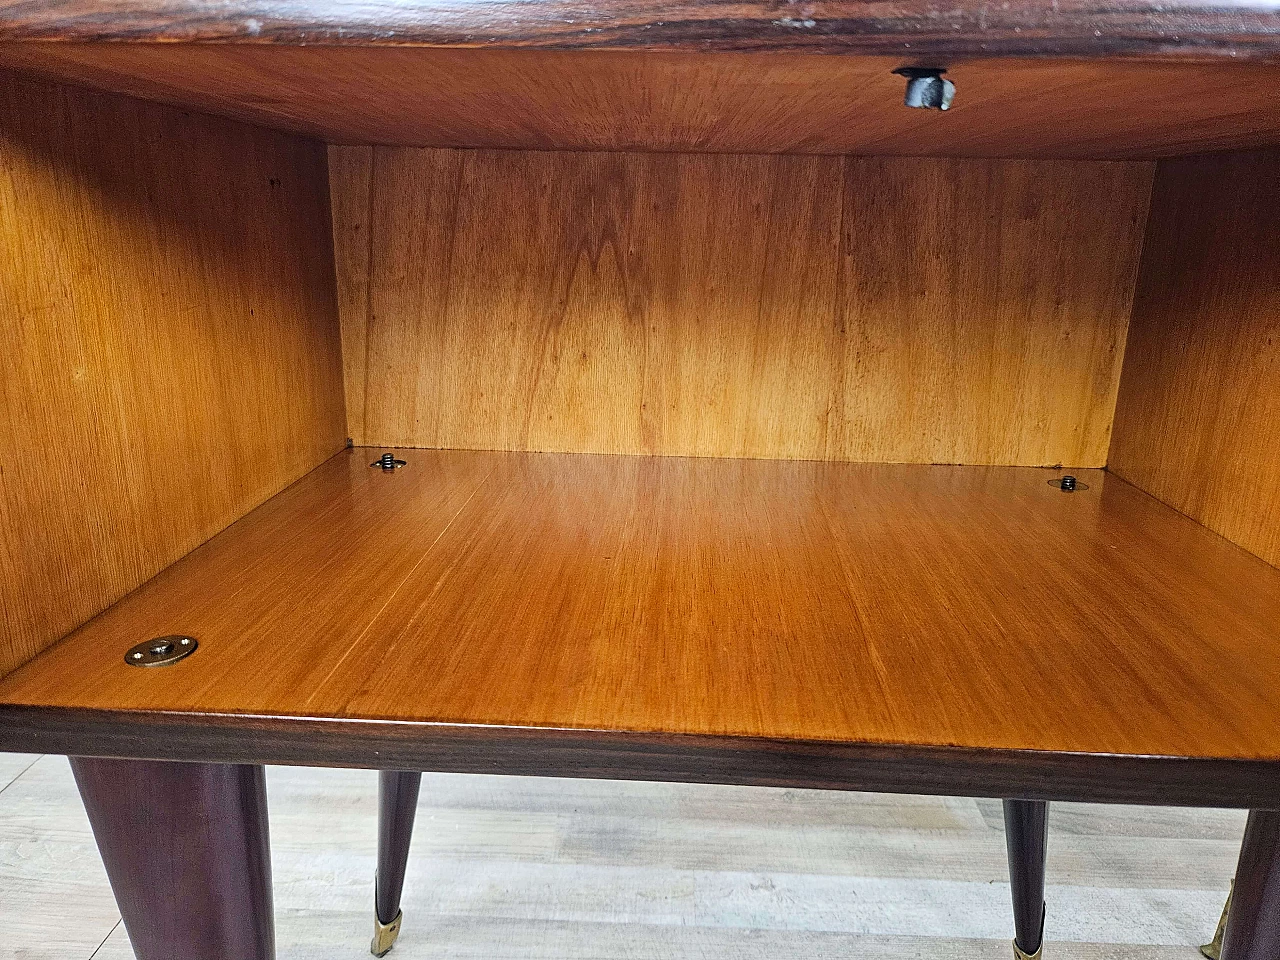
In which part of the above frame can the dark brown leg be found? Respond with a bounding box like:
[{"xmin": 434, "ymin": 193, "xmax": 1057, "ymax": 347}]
[
  {"xmin": 1220, "ymin": 810, "xmax": 1280, "ymax": 960},
  {"xmin": 373, "ymin": 770, "xmax": 422, "ymax": 956},
  {"xmin": 1004, "ymin": 799, "xmax": 1049, "ymax": 960},
  {"xmin": 70, "ymin": 758, "xmax": 274, "ymax": 960}
]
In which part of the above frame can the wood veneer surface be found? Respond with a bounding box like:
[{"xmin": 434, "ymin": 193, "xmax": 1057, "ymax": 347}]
[
  {"xmin": 1109, "ymin": 148, "xmax": 1280, "ymax": 570},
  {"xmin": 328, "ymin": 145, "xmax": 373, "ymax": 447},
  {"xmin": 3, "ymin": 448, "xmax": 1280, "ymax": 770},
  {"xmin": 333, "ymin": 147, "xmax": 1150, "ymax": 465},
  {"xmin": 0, "ymin": 73, "xmax": 347, "ymax": 678},
  {"xmin": 1, "ymin": 0, "xmax": 1279, "ymax": 58},
  {"xmin": 2, "ymin": 47, "xmax": 1280, "ymax": 159}
]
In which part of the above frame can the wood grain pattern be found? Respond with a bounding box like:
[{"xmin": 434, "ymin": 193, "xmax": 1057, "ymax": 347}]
[
  {"xmin": 2, "ymin": 47, "xmax": 1280, "ymax": 159},
  {"xmin": 329, "ymin": 145, "xmax": 373, "ymax": 445},
  {"xmin": 1109, "ymin": 148, "xmax": 1280, "ymax": 570},
  {"xmin": 4, "ymin": 449, "xmax": 1280, "ymax": 805},
  {"xmin": 1, "ymin": 0, "xmax": 1279, "ymax": 59},
  {"xmin": 339, "ymin": 149, "xmax": 1149, "ymax": 466},
  {"xmin": 0, "ymin": 72, "xmax": 347, "ymax": 678}
]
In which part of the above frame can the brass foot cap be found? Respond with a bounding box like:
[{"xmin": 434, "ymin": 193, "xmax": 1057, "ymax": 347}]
[
  {"xmin": 371, "ymin": 909, "xmax": 402, "ymax": 957},
  {"xmin": 1202, "ymin": 883, "xmax": 1233, "ymax": 960},
  {"xmin": 1013, "ymin": 939, "xmax": 1043, "ymax": 960}
]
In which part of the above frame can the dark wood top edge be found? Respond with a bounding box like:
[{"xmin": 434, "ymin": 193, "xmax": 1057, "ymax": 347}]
[
  {"xmin": 2, "ymin": 706, "xmax": 1277, "ymax": 807},
  {"xmin": 1, "ymin": 0, "xmax": 1279, "ymax": 60}
]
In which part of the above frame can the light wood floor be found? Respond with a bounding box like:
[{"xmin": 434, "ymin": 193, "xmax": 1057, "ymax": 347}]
[{"xmin": 0, "ymin": 752, "xmax": 1238, "ymax": 959}]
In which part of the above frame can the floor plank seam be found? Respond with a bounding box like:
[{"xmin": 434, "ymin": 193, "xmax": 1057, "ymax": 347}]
[
  {"xmin": 0, "ymin": 753, "xmax": 42, "ymax": 795},
  {"xmin": 87, "ymin": 918, "xmax": 122, "ymax": 960}
]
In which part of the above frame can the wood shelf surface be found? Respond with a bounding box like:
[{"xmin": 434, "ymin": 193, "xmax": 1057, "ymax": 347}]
[{"xmin": 4, "ymin": 448, "xmax": 1280, "ymax": 802}]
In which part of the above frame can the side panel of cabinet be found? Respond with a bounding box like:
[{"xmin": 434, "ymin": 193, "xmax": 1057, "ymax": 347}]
[
  {"xmin": 0, "ymin": 74, "xmax": 347, "ymax": 677},
  {"xmin": 1109, "ymin": 148, "xmax": 1280, "ymax": 569},
  {"xmin": 332, "ymin": 146, "xmax": 1152, "ymax": 467}
]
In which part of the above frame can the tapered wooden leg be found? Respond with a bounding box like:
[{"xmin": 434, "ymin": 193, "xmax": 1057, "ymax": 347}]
[
  {"xmin": 1004, "ymin": 799, "xmax": 1049, "ymax": 960},
  {"xmin": 1220, "ymin": 810, "xmax": 1280, "ymax": 960},
  {"xmin": 373, "ymin": 770, "xmax": 422, "ymax": 956},
  {"xmin": 70, "ymin": 758, "xmax": 274, "ymax": 960}
]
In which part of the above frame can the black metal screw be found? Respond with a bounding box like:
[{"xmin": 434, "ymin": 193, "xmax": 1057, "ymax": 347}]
[
  {"xmin": 892, "ymin": 67, "xmax": 956, "ymax": 111},
  {"xmin": 372, "ymin": 453, "xmax": 406, "ymax": 470},
  {"xmin": 1060, "ymin": 476, "xmax": 1077, "ymax": 492}
]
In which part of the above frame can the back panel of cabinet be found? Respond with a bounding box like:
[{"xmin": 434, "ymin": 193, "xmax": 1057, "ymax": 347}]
[{"xmin": 332, "ymin": 146, "xmax": 1153, "ymax": 467}]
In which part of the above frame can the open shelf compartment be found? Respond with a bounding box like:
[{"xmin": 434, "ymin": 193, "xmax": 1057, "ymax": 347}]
[{"xmin": 4, "ymin": 448, "xmax": 1280, "ymax": 805}]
